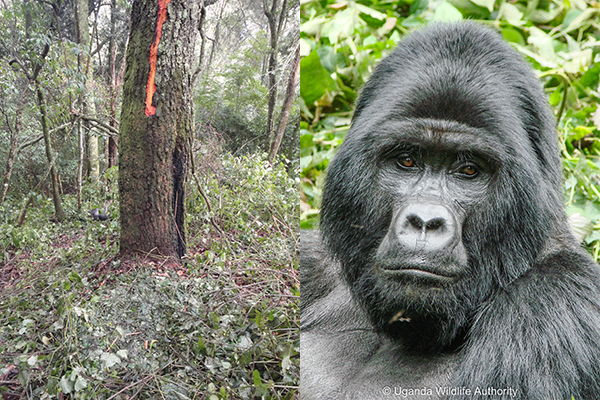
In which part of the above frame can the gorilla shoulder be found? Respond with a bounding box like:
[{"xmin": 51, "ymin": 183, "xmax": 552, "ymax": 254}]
[{"xmin": 300, "ymin": 230, "xmax": 341, "ymax": 311}]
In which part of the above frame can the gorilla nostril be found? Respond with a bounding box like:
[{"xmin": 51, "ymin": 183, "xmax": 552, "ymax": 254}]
[
  {"xmin": 407, "ymin": 214, "xmax": 424, "ymax": 229},
  {"xmin": 406, "ymin": 214, "xmax": 445, "ymax": 231},
  {"xmin": 425, "ymin": 218, "xmax": 445, "ymax": 231}
]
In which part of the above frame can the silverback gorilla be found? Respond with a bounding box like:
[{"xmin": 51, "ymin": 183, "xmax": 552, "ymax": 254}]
[{"xmin": 300, "ymin": 23, "xmax": 600, "ymax": 399}]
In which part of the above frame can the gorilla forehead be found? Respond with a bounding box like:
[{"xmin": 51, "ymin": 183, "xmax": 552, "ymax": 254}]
[{"xmin": 366, "ymin": 119, "xmax": 506, "ymax": 163}]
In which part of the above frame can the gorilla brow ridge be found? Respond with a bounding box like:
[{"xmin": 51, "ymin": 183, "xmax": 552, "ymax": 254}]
[{"xmin": 375, "ymin": 123, "xmax": 505, "ymax": 168}]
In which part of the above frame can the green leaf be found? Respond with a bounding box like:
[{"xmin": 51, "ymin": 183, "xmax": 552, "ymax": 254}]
[
  {"xmin": 501, "ymin": 27, "xmax": 525, "ymax": 45},
  {"xmin": 563, "ymin": 9, "xmax": 597, "ymax": 33},
  {"xmin": 325, "ymin": 8, "xmax": 356, "ymax": 45},
  {"xmin": 300, "ymin": 38, "xmax": 312, "ymax": 56},
  {"xmin": 300, "ymin": 15, "xmax": 328, "ymax": 36},
  {"xmin": 317, "ymin": 46, "xmax": 339, "ymax": 72},
  {"xmin": 548, "ymin": 86, "xmax": 563, "ymax": 106},
  {"xmin": 356, "ymin": 3, "xmax": 386, "ymax": 20},
  {"xmin": 499, "ymin": 2, "xmax": 523, "ymax": 26},
  {"xmin": 432, "ymin": 1, "xmax": 463, "ymax": 22},
  {"xmin": 585, "ymin": 230, "xmax": 600, "ymax": 245},
  {"xmin": 568, "ymin": 212, "xmax": 593, "ymax": 242},
  {"xmin": 253, "ymin": 369, "xmax": 263, "ymax": 387},
  {"xmin": 282, "ymin": 355, "xmax": 291, "ymax": 371},
  {"xmin": 576, "ymin": 62, "xmax": 600, "ymax": 89},
  {"xmin": 300, "ymin": 133, "xmax": 314, "ymax": 149},
  {"xmin": 60, "ymin": 377, "xmax": 73, "ymax": 394},
  {"xmin": 100, "ymin": 352, "xmax": 121, "ymax": 369},
  {"xmin": 74, "ymin": 376, "xmax": 88, "ymax": 392},
  {"xmin": 529, "ymin": 8, "xmax": 561, "ymax": 24},
  {"xmin": 448, "ymin": 0, "xmax": 490, "ymax": 18},
  {"xmin": 196, "ymin": 337, "xmax": 207, "ymax": 356},
  {"xmin": 300, "ymin": 50, "xmax": 338, "ymax": 105},
  {"xmin": 469, "ymin": 0, "xmax": 494, "ymax": 12},
  {"xmin": 409, "ymin": 0, "xmax": 429, "ymax": 16}
]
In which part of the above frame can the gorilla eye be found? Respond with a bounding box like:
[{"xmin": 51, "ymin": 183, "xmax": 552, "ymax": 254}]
[
  {"xmin": 458, "ymin": 164, "xmax": 478, "ymax": 177},
  {"xmin": 398, "ymin": 156, "xmax": 416, "ymax": 169}
]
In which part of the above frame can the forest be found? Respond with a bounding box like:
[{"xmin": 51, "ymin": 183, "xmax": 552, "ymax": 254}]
[{"xmin": 0, "ymin": 0, "xmax": 299, "ymax": 399}]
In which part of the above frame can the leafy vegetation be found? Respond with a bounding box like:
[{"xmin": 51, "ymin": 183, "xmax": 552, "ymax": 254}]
[
  {"xmin": 300, "ymin": 0, "xmax": 600, "ymax": 260},
  {"xmin": 0, "ymin": 0, "xmax": 299, "ymax": 398},
  {"xmin": 0, "ymin": 151, "xmax": 299, "ymax": 400}
]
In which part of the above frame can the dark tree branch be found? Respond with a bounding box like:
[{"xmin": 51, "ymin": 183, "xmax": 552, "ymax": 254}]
[{"xmin": 8, "ymin": 58, "xmax": 32, "ymax": 81}]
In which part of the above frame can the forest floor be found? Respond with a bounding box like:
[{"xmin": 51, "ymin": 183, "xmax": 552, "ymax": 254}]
[{"xmin": 0, "ymin": 156, "xmax": 299, "ymax": 400}]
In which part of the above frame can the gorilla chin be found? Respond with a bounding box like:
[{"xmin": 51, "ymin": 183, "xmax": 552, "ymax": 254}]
[
  {"xmin": 358, "ymin": 248, "xmax": 474, "ymax": 353},
  {"xmin": 301, "ymin": 21, "xmax": 600, "ymax": 400}
]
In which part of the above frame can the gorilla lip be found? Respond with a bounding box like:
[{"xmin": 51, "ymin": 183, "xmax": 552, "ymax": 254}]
[{"xmin": 380, "ymin": 265, "xmax": 457, "ymax": 283}]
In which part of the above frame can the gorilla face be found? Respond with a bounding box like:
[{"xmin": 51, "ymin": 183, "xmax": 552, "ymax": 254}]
[
  {"xmin": 348, "ymin": 121, "xmax": 505, "ymax": 351},
  {"xmin": 374, "ymin": 125, "xmax": 500, "ymax": 279},
  {"xmin": 320, "ymin": 23, "xmax": 562, "ymax": 352}
]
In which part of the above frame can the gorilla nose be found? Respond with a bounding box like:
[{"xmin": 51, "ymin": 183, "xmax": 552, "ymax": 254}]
[{"xmin": 395, "ymin": 204, "xmax": 457, "ymax": 252}]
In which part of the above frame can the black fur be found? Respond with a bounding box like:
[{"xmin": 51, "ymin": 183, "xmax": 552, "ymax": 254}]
[
  {"xmin": 301, "ymin": 22, "xmax": 600, "ymax": 399},
  {"xmin": 90, "ymin": 208, "xmax": 109, "ymax": 221}
]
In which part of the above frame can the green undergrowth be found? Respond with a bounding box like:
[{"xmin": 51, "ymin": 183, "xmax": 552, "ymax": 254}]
[{"xmin": 0, "ymin": 154, "xmax": 299, "ymax": 400}]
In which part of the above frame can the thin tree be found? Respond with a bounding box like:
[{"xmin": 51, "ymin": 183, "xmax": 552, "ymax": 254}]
[
  {"xmin": 74, "ymin": 0, "xmax": 100, "ymax": 186},
  {"xmin": 10, "ymin": 44, "xmax": 66, "ymax": 222},
  {"xmin": 263, "ymin": 0, "xmax": 288, "ymax": 150},
  {"xmin": 107, "ymin": 0, "xmax": 127, "ymax": 169},
  {"xmin": 0, "ymin": 79, "xmax": 28, "ymax": 203},
  {"xmin": 119, "ymin": 0, "xmax": 199, "ymax": 261},
  {"xmin": 268, "ymin": 43, "xmax": 299, "ymax": 164}
]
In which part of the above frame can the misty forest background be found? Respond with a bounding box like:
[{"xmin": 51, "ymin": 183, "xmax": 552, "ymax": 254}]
[{"xmin": 0, "ymin": 0, "xmax": 299, "ymax": 399}]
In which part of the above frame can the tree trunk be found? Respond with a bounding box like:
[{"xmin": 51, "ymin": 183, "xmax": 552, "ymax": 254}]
[
  {"xmin": 107, "ymin": 0, "xmax": 122, "ymax": 169},
  {"xmin": 36, "ymin": 82, "xmax": 65, "ymax": 222},
  {"xmin": 119, "ymin": 0, "xmax": 198, "ymax": 261},
  {"xmin": 74, "ymin": 0, "xmax": 100, "ymax": 185},
  {"xmin": 8, "ymin": 34, "xmax": 63, "ymax": 221},
  {"xmin": 268, "ymin": 44, "xmax": 299, "ymax": 164},
  {"xmin": 263, "ymin": 0, "xmax": 287, "ymax": 151},
  {"xmin": 87, "ymin": 107, "xmax": 100, "ymax": 183},
  {"xmin": 77, "ymin": 119, "xmax": 84, "ymax": 209},
  {"xmin": 206, "ymin": 0, "xmax": 225, "ymax": 74}
]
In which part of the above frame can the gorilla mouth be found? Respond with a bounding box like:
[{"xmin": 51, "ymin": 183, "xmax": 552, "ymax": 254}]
[{"xmin": 379, "ymin": 264, "xmax": 458, "ymax": 284}]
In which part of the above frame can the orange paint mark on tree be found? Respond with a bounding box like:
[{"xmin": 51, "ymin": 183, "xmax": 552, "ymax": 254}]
[{"xmin": 145, "ymin": 0, "xmax": 172, "ymax": 117}]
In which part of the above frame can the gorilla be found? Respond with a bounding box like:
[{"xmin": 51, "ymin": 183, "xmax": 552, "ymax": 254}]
[{"xmin": 301, "ymin": 22, "xmax": 600, "ymax": 400}]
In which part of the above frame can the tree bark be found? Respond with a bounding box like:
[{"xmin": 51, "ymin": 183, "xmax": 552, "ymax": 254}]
[
  {"xmin": 263, "ymin": 0, "xmax": 287, "ymax": 151},
  {"xmin": 268, "ymin": 44, "xmax": 299, "ymax": 164},
  {"xmin": 77, "ymin": 118, "xmax": 84, "ymax": 209},
  {"xmin": 119, "ymin": 0, "xmax": 198, "ymax": 261}
]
